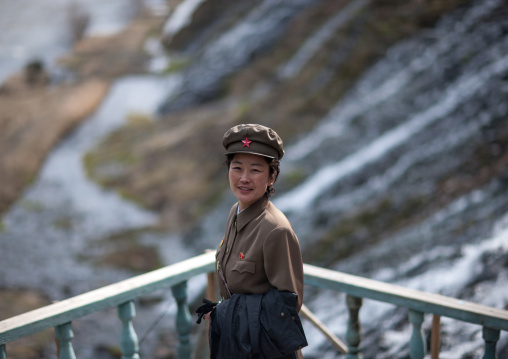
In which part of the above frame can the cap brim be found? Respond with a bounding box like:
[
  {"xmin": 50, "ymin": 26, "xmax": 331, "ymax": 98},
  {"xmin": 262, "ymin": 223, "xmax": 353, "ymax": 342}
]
[{"xmin": 224, "ymin": 150, "xmax": 275, "ymax": 159}]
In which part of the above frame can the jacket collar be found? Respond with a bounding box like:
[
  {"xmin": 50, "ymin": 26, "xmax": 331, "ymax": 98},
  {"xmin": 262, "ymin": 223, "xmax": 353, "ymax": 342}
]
[{"xmin": 236, "ymin": 195, "xmax": 269, "ymax": 232}]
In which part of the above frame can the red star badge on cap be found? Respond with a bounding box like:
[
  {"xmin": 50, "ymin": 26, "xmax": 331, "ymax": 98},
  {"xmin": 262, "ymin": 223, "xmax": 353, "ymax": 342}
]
[{"xmin": 242, "ymin": 137, "xmax": 252, "ymax": 148}]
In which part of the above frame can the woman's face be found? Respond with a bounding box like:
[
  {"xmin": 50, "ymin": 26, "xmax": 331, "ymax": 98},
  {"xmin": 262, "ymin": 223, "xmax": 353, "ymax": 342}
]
[{"xmin": 229, "ymin": 153, "xmax": 275, "ymax": 210}]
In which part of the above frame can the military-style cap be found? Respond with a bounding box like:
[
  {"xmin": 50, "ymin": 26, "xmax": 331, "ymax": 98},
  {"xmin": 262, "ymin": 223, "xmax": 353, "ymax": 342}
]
[{"xmin": 223, "ymin": 124, "xmax": 284, "ymax": 160}]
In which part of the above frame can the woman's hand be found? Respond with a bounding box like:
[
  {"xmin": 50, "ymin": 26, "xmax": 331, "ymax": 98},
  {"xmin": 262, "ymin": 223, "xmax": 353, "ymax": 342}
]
[{"xmin": 196, "ymin": 299, "xmax": 217, "ymax": 323}]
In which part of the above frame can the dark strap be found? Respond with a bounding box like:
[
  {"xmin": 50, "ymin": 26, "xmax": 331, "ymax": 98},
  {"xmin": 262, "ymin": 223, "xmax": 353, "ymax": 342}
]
[
  {"xmin": 217, "ymin": 212, "xmax": 237, "ymax": 298},
  {"xmin": 217, "ymin": 260, "xmax": 233, "ymax": 297}
]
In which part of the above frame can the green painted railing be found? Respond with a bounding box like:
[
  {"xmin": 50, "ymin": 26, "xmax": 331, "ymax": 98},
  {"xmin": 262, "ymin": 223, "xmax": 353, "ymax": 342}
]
[{"xmin": 0, "ymin": 251, "xmax": 507, "ymax": 358}]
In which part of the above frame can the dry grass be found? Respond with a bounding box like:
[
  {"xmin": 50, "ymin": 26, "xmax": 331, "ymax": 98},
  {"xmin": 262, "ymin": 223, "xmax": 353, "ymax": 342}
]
[{"xmin": 0, "ymin": 79, "xmax": 109, "ymax": 215}]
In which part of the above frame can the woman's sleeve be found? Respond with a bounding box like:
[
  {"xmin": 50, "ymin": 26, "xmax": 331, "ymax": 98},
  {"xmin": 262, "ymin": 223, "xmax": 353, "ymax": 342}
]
[{"xmin": 263, "ymin": 226, "xmax": 304, "ymax": 311}]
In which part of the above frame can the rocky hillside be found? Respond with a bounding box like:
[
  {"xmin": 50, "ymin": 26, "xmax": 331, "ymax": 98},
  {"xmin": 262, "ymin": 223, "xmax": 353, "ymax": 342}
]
[
  {"xmin": 2, "ymin": 0, "xmax": 508, "ymax": 357},
  {"xmin": 84, "ymin": 0, "xmax": 473, "ymax": 231}
]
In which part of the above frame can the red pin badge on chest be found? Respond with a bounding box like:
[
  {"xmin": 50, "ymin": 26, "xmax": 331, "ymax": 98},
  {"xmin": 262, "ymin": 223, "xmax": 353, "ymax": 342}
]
[{"xmin": 239, "ymin": 252, "xmax": 245, "ymax": 260}]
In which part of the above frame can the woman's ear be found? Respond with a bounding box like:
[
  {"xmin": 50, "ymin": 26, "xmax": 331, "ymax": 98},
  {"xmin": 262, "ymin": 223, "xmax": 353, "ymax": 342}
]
[{"xmin": 269, "ymin": 171, "xmax": 277, "ymax": 186}]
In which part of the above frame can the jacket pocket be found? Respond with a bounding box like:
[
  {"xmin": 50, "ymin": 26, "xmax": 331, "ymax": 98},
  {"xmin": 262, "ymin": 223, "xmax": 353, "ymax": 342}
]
[{"xmin": 231, "ymin": 260, "xmax": 255, "ymax": 274}]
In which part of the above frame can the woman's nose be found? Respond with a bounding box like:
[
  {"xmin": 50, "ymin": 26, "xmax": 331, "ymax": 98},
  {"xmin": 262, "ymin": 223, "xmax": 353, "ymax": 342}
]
[{"xmin": 240, "ymin": 171, "xmax": 250, "ymax": 182}]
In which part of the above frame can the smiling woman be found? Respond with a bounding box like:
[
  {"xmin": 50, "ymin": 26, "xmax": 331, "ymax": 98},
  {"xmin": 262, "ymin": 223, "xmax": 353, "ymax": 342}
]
[{"xmin": 196, "ymin": 124, "xmax": 307, "ymax": 358}]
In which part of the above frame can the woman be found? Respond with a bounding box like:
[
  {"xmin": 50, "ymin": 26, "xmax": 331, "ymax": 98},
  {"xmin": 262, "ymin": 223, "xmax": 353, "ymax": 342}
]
[{"xmin": 207, "ymin": 124, "xmax": 306, "ymax": 359}]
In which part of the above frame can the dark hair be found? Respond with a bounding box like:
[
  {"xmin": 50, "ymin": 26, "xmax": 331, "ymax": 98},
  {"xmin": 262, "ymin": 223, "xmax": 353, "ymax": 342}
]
[{"xmin": 225, "ymin": 154, "xmax": 280, "ymax": 198}]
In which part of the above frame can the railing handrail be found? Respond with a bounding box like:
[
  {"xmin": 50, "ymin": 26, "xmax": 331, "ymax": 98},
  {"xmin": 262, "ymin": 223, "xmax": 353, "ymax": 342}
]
[
  {"xmin": 1, "ymin": 252, "xmax": 507, "ymax": 357},
  {"xmin": 0, "ymin": 251, "xmax": 216, "ymax": 345},
  {"xmin": 303, "ymin": 264, "xmax": 508, "ymax": 331}
]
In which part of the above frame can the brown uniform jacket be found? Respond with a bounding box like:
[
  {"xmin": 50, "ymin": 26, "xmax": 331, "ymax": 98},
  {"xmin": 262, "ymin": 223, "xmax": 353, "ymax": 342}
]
[{"xmin": 216, "ymin": 195, "xmax": 304, "ymax": 311}]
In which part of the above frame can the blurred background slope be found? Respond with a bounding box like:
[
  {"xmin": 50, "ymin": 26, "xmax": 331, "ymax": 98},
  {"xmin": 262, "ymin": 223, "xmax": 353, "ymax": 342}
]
[{"xmin": 1, "ymin": 0, "xmax": 507, "ymax": 358}]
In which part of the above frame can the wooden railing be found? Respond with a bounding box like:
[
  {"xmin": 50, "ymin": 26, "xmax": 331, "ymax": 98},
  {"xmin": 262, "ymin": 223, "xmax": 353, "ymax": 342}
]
[
  {"xmin": 1, "ymin": 251, "xmax": 507, "ymax": 358},
  {"xmin": 303, "ymin": 265, "xmax": 508, "ymax": 359}
]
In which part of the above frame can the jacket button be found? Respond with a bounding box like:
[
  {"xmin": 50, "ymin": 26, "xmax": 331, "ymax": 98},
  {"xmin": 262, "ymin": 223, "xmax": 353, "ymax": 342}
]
[{"xmin": 281, "ymin": 312, "xmax": 284, "ymax": 317}]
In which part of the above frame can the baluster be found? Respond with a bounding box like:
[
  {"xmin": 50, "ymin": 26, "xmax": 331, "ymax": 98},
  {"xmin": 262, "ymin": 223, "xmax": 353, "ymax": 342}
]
[
  {"xmin": 55, "ymin": 322, "xmax": 76, "ymax": 359},
  {"xmin": 345, "ymin": 295, "xmax": 363, "ymax": 359},
  {"xmin": 482, "ymin": 326, "xmax": 500, "ymax": 359},
  {"xmin": 118, "ymin": 301, "xmax": 140, "ymax": 359},
  {"xmin": 1, "ymin": 344, "xmax": 6, "ymax": 359},
  {"xmin": 408, "ymin": 310, "xmax": 425, "ymax": 359},
  {"xmin": 171, "ymin": 281, "xmax": 192, "ymax": 359}
]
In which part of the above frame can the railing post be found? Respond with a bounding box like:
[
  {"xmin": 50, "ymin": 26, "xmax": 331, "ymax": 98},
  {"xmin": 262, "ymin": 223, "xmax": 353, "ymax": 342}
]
[
  {"xmin": 345, "ymin": 295, "xmax": 363, "ymax": 359},
  {"xmin": 55, "ymin": 322, "xmax": 76, "ymax": 359},
  {"xmin": 482, "ymin": 326, "xmax": 500, "ymax": 359},
  {"xmin": 409, "ymin": 310, "xmax": 426, "ymax": 359},
  {"xmin": 0, "ymin": 344, "xmax": 5, "ymax": 359},
  {"xmin": 171, "ymin": 281, "xmax": 192, "ymax": 359},
  {"xmin": 430, "ymin": 314, "xmax": 441, "ymax": 359},
  {"xmin": 118, "ymin": 301, "xmax": 140, "ymax": 359}
]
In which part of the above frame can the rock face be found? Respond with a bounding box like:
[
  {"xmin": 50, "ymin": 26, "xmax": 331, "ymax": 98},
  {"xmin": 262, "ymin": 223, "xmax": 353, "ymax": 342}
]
[
  {"xmin": 85, "ymin": 0, "xmax": 476, "ymax": 230},
  {"xmin": 0, "ymin": 0, "xmax": 475, "ymax": 224}
]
